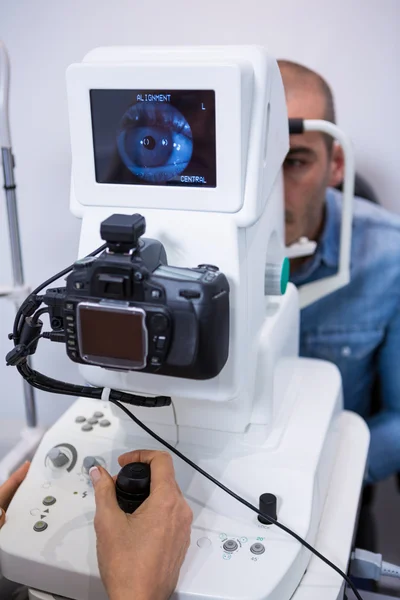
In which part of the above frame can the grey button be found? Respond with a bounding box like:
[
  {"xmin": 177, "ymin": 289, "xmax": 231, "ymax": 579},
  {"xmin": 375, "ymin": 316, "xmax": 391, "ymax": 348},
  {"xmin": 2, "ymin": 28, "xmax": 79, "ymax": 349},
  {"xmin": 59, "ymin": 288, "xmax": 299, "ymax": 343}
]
[
  {"xmin": 30, "ymin": 508, "xmax": 40, "ymax": 516},
  {"xmin": 99, "ymin": 419, "xmax": 111, "ymax": 427},
  {"xmin": 65, "ymin": 303, "xmax": 74, "ymax": 310},
  {"xmin": 47, "ymin": 448, "xmax": 69, "ymax": 468},
  {"xmin": 43, "ymin": 496, "xmax": 56, "ymax": 506},
  {"xmin": 223, "ymin": 539, "xmax": 238, "ymax": 552},
  {"xmin": 81, "ymin": 424, "xmax": 93, "ymax": 432},
  {"xmin": 93, "ymin": 411, "xmax": 104, "ymax": 418},
  {"xmin": 87, "ymin": 418, "xmax": 98, "ymax": 425},
  {"xmin": 75, "ymin": 416, "xmax": 86, "ymax": 423},
  {"xmin": 34, "ymin": 520, "xmax": 48, "ymax": 532},
  {"xmin": 250, "ymin": 543, "xmax": 265, "ymax": 555},
  {"xmin": 82, "ymin": 456, "xmax": 103, "ymax": 474},
  {"xmin": 83, "ymin": 456, "xmax": 97, "ymax": 469}
]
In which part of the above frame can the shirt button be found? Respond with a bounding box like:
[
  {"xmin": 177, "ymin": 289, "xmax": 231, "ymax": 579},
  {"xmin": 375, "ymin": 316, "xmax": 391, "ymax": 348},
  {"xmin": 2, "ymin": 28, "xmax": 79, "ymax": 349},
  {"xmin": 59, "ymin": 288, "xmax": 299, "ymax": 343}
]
[{"xmin": 341, "ymin": 346, "xmax": 352, "ymax": 357}]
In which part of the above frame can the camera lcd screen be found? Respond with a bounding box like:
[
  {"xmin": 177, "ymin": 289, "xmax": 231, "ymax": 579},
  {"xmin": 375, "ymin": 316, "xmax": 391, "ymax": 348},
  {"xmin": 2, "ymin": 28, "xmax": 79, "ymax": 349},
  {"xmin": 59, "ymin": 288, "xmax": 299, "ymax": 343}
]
[
  {"xmin": 78, "ymin": 304, "xmax": 147, "ymax": 368},
  {"xmin": 90, "ymin": 89, "xmax": 216, "ymax": 188}
]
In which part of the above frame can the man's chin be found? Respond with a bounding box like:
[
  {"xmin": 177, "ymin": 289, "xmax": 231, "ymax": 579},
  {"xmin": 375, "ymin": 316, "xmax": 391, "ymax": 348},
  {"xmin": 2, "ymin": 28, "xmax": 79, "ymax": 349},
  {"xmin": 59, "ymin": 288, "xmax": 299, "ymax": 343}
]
[{"xmin": 285, "ymin": 228, "xmax": 301, "ymax": 247}]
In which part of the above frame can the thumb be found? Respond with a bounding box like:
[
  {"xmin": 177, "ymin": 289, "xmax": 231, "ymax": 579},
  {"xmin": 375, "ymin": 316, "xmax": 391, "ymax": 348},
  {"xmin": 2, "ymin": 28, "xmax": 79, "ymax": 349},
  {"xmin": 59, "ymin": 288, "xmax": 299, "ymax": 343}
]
[
  {"xmin": 0, "ymin": 507, "xmax": 5, "ymax": 529},
  {"xmin": 90, "ymin": 466, "xmax": 122, "ymax": 529}
]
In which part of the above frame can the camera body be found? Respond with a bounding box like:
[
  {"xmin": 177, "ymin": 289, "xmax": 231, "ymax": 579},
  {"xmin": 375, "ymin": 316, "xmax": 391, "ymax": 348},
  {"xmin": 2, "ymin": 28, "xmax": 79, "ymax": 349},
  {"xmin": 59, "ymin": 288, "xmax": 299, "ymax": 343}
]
[{"xmin": 45, "ymin": 214, "xmax": 230, "ymax": 380}]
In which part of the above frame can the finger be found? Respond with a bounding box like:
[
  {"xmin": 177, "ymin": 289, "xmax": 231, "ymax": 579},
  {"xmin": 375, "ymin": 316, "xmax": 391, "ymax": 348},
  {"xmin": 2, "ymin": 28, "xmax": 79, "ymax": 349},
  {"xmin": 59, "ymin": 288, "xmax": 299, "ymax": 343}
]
[
  {"xmin": 90, "ymin": 466, "xmax": 122, "ymax": 527},
  {"xmin": 118, "ymin": 450, "xmax": 176, "ymax": 489},
  {"xmin": 0, "ymin": 507, "xmax": 5, "ymax": 529},
  {"xmin": 0, "ymin": 461, "xmax": 30, "ymax": 511}
]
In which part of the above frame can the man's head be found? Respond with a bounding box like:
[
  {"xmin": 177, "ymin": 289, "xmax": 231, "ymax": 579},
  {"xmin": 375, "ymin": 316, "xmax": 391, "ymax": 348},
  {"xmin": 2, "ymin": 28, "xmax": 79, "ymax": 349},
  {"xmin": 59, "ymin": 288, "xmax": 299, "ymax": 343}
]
[{"xmin": 278, "ymin": 60, "xmax": 344, "ymax": 246}]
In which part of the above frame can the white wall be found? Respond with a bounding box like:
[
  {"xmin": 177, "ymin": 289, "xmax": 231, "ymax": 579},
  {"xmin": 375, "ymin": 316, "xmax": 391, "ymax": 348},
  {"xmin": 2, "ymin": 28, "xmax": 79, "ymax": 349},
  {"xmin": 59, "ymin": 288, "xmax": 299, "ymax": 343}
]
[{"xmin": 0, "ymin": 0, "xmax": 399, "ymax": 426}]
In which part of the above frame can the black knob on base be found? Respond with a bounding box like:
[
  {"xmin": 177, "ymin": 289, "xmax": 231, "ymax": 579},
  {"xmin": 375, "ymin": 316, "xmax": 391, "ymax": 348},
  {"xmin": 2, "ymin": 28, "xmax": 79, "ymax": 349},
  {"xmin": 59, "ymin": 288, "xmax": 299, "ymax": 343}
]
[
  {"xmin": 116, "ymin": 462, "xmax": 151, "ymax": 514},
  {"xmin": 258, "ymin": 493, "xmax": 277, "ymax": 525}
]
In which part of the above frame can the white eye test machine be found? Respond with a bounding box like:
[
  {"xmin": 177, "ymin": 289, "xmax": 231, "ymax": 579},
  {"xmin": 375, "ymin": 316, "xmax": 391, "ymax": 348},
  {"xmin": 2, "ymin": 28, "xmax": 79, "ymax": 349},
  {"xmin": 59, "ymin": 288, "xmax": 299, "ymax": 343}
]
[{"xmin": 0, "ymin": 46, "xmax": 369, "ymax": 600}]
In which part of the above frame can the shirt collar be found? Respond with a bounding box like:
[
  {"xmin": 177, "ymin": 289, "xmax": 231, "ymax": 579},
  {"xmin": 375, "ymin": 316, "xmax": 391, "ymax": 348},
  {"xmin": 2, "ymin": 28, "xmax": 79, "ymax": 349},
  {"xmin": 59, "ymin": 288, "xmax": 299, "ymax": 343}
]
[{"xmin": 319, "ymin": 187, "xmax": 341, "ymax": 269}]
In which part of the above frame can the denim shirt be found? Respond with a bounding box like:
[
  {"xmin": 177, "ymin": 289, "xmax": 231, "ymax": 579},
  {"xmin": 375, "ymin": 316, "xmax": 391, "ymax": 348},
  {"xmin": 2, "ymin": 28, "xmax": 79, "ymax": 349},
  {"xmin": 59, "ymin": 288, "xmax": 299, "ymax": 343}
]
[{"xmin": 290, "ymin": 188, "xmax": 400, "ymax": 421}]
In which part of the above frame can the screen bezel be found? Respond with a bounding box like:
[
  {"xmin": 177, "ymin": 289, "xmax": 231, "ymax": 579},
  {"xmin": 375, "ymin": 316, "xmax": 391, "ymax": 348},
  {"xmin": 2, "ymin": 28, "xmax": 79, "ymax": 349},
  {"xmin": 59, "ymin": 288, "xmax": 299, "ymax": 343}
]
[
  {"xmin": 67, "ymin": 63, "xmax": 244, "ymax": 213},
  {"xmin": 77, "ymin": 302, "xmax": 148, "ymax": 370}
]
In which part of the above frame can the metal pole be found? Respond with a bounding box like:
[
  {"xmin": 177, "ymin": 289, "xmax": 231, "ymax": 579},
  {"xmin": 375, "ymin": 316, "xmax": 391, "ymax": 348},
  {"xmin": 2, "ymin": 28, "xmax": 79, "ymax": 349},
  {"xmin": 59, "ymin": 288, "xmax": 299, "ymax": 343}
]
[
  {"xmin": 1, "ymin": 42, "xmax": 37, "ymax": 428},
  {"xmin": 2, "ymin": 148, "xmax": 24, "ymax": 283}
]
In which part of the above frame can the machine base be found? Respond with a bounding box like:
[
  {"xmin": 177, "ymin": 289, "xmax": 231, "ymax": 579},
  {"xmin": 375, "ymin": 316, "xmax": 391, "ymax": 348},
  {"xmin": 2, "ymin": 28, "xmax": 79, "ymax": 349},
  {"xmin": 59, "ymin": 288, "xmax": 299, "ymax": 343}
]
[
  {"xmin": 0, "ymin": 360, "xmax": 369, "ymax": 600},
  {"xmin": 27, "ymin": 411, "xmax": 368, "ymax": 600}
]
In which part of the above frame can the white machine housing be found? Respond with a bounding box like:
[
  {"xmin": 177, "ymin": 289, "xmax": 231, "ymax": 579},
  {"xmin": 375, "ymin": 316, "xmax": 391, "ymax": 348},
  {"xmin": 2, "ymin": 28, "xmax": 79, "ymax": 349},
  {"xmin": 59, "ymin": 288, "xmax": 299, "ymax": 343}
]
[
  {"xmin": 0, "ymin": 46, "xmax": 369, "ymax": 600},
  {"xmin": 68, "ymin": 45, "xmax": 292, "ymax": 441}
]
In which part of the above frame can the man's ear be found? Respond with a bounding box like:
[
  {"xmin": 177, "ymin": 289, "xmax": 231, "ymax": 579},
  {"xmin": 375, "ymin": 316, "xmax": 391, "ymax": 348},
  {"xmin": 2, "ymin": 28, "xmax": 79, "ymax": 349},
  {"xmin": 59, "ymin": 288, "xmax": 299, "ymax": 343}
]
[{"xmin": 328, "ymin": 142, "xmax": 345, "ymax": 188}]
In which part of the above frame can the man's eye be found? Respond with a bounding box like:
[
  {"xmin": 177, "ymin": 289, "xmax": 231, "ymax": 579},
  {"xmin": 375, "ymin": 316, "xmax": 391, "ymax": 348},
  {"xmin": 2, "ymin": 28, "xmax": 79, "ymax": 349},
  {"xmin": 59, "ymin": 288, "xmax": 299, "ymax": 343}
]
[{"xmin": 284, "ymin": 158, "xmax": 306, "ymax": 168}]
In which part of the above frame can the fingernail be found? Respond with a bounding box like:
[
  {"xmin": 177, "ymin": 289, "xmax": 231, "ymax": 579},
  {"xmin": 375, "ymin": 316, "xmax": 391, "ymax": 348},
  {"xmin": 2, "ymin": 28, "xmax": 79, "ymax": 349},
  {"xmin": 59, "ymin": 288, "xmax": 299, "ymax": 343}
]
[
  {"xmin": 89, "ymin": 466, "xmax": 101, "ymax": 485},
  {"xmin": 0, "ymin": 508, "xmax": 3, "ymax": 518}
]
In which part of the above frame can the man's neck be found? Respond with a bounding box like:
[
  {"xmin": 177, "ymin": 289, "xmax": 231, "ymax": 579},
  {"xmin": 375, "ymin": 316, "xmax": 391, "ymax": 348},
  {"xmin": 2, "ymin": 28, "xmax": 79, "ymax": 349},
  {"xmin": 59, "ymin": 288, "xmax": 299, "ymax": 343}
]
[{"xmin": 289, "ymin": 205, "xmax": 326, "ymax": 275}]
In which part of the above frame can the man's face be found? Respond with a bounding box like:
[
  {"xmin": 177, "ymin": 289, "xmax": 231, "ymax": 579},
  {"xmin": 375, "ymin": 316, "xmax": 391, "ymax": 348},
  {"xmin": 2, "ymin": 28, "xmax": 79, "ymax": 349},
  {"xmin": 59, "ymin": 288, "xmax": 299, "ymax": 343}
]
[{"xmin": 283, "ymin": 89, "xmax": 342, "ymax": 246}]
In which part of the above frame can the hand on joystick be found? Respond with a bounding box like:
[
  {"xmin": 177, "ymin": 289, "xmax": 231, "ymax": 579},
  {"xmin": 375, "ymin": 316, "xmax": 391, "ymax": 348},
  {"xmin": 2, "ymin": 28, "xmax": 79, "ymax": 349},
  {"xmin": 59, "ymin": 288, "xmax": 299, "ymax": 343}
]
[
  {"xmin": 90, "ymin": 450, "xmax": 193, "ymax": 600},
  {"xmin": 115, "ymin": 462, "xmax": 151, "ymax": 514}
]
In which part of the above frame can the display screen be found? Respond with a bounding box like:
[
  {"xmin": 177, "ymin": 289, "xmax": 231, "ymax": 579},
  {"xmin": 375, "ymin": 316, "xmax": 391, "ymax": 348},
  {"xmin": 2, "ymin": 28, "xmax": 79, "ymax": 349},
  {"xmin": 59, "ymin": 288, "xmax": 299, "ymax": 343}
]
[
  {"xmin": 90, "ymin": 89, "xmax": 216, "ymax": 188},
  {"xmin": 78, "ymin": 304, "xmax": 146, "ymax": 366}
]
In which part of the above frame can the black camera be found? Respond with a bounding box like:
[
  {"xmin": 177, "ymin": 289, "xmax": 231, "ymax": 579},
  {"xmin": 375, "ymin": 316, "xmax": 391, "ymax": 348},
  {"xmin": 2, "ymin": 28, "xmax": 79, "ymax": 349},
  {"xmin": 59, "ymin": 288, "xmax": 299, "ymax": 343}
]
[{"xmin": 44, "ymin": 214, "xmax": 230, "ymax": 380}]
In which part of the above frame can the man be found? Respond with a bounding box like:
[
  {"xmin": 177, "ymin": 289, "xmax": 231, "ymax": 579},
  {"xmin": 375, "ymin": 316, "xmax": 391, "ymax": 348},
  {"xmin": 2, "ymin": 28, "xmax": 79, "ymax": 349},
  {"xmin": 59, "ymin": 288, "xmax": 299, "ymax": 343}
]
[{"xmin": 278, "ymin": 60, "xmax": 400, "ymax": 485}]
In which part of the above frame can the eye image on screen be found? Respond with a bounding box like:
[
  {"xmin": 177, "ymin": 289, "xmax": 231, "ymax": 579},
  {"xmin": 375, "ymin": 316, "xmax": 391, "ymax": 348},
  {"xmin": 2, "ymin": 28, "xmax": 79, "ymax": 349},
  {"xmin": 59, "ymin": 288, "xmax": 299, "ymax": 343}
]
[
  {"xmin": 117, "ymin": 103, "xmax": 193, "ymax": 183},
  {"xmin": 90, "ymin": 89, "xmax": 216, "ymax": 188}
]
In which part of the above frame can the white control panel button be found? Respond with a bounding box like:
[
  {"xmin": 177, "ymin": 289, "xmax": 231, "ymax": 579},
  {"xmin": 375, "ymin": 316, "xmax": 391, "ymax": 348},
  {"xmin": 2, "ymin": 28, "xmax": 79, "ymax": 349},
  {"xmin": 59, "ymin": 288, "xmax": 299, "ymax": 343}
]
[{"xmin": 197, "ymin": 537, "xmax": 212, "ymax": 549}]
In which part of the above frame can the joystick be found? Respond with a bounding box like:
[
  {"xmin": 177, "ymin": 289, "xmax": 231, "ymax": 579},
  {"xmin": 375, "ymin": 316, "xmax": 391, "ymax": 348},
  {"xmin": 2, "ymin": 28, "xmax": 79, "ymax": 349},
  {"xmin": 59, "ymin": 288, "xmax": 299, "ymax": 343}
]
[{"xmin": 115, "ymin": 462, "xmax": 151, "ymax": 514}]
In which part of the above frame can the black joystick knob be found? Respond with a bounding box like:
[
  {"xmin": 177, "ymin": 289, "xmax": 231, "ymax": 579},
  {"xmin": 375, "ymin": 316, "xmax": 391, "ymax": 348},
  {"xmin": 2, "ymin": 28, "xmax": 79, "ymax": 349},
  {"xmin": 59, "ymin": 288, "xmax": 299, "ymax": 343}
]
[
  {"xmin": 258, "ymin": 493, "xmax": 277, "ymax": 525},
  {"xmin": 116, "ymin": 462, "xmax": 151, "ymax": 514}
]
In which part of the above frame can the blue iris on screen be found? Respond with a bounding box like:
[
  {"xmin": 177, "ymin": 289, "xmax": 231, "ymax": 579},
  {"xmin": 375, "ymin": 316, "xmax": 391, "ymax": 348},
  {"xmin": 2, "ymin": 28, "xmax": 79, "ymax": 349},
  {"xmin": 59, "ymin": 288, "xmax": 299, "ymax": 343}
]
[{"xmin": 116, "ymin": 103, "xmax": 193, "ymax": 183}]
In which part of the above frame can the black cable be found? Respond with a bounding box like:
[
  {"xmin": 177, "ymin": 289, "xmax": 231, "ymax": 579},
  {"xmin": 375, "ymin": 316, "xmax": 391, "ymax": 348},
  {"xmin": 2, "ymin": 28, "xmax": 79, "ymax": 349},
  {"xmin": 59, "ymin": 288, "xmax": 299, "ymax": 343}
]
[
  {"xmin": 13, "ymin": 243, "xmax": 107, "ymax": 340},
  {"xmin": 15, "ymin": 360, "xmax": 171, "ymax": 408},
  {"xmin": 24, "ymin": 333, "xmax": 44, "ymax": 352},
  {"xmin": 31, "ymin": 243, "xmax": 107, "ymax": 296},
  {"xmin": 110, "ymin": 398, "xmax": 364, "ymax": 600},
  {"xmin": 31, "ymin": 308, "xmax": 49, "ymax": 323}
]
